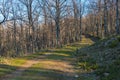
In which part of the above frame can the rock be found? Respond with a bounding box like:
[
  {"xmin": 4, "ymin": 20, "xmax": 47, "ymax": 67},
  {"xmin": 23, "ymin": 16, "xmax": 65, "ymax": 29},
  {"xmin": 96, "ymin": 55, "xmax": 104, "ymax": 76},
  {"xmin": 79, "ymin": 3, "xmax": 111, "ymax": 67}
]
[
  {"xmin": 100, "ymin": 58, "xmax": 103, "ymax": 61},
  {"xmin": 96, "ymin": 76, "xmax": 100, "ymax": 80},
  {"xmin": 117, "ymin": 48, "xmax": 120, "ymax": 51},
  {"xmin": 103, "ymin": 72, "xmax": 109, "ymax": 76},
  {"xmin": 74, "ymin": 74, "xmax": 79, "ymax": 78}
]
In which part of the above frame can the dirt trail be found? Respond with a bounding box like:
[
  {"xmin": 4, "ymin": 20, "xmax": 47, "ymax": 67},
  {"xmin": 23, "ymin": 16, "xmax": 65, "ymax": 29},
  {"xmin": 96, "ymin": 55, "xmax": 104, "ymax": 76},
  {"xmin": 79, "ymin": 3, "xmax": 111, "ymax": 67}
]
[
  {"xmin": 1, "ymin": 59, "xmax": 39, "ymax": 80},
  {"xmin": 1, "ymin": 52, "xmax": 78, "ymax": 80},
  {"xmin": 0, "ymin": 36, "xmax": 96, "ymax": 80}
]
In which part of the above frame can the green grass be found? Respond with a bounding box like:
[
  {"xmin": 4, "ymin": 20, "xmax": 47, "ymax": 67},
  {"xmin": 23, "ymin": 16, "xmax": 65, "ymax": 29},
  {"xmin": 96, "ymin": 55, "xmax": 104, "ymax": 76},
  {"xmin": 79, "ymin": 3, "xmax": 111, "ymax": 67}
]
[
  {"xmin": 95, "ymin": 59, "xmax": 120, "ymax": 80},
  {"xmin": 108, "ymin": 39, "xmax": 119, "ymax": 48},
  {"xmin": 0, "ymin": 56, "xmax": 37, "ymax": 79},
  {"xmin": 0, "ymin": 47, "xmax": 77, "ymax": 79},
  {"xmin": 78, "ymin": 76, "xmax": 95, "ymax": 80},
  {"xmin": 12, "ymin": 68, "xmax": 65, "ymax": 80},
  {"xmin": 0, "ymin": 58, "xmax": 26, "ymax": 78},
  {"xmin": 7, "ymin": 42, "xmax": 90, "ymax": 80},
  {"xmin": 117, "ymin": 35, "xmax": 120, "ymax": 42},
  {"xmin": 22, "ymin": 63, "xmax": 63, "ymax": 78},
  {"xmin": 0, "ymin": 64, "xmax": 17, "ymax": 78},
  {"xmin": 0, "ymin": 51, "xmax": 51, "ymax": 78}
]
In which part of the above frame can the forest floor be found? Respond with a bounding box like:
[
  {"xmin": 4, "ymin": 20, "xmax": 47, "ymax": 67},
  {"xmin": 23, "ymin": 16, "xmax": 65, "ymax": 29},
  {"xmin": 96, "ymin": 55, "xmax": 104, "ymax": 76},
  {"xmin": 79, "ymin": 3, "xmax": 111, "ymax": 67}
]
[{"xmin": 0, "ymin": 35, "xmax": 94, "ymax": 80}]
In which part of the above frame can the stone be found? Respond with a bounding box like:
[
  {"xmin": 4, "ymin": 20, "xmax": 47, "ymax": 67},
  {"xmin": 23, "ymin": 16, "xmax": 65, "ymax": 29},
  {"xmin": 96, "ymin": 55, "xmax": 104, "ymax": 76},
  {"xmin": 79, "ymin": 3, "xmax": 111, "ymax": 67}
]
[
  {"xmin": 74, "ymin": 74, "xmax": 79, "ymax": 78},
  {"xmin": 103, "ymin": 72, "xmax": 109, "ymax": 76}
]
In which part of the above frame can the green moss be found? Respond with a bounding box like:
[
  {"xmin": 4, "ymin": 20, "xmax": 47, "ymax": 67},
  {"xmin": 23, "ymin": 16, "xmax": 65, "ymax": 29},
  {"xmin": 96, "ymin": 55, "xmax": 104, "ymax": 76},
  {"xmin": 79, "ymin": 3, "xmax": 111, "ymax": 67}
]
[
  {"xmin": 11, "ymin": 59, "xmax": 26, "ymax": 66},
  {"xmin": 78, "ymin": 76, "xmax": 95, "ymax": 80},
  {"xmin": 0, "ymin": 64, "xmax": 17, "ymax": 78},
  {"xmin": 117, "ymin": 35, "xmax": 120, "ymax": 42},
  {"xmin": 108, "ymin": 40, "xmax": 119, "ymax": 48},
  {"xmin": 95, "ymin": 59, "xmax": 120, "ymax": 80},
  {"xmin": 77, "ymin": 52, "xmax": 99, "ymax": 71}
]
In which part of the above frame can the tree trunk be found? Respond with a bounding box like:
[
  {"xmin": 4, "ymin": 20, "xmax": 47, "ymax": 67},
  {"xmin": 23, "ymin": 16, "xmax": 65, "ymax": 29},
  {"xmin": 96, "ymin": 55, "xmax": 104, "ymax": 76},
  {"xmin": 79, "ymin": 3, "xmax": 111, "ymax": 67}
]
[
  {"xmin": 104, "ymin": 0, "xmax": 108, "ymax": 37},
  {"xmin": 116, "ymin": 0, "xmax": 119, "ymax": 34}
]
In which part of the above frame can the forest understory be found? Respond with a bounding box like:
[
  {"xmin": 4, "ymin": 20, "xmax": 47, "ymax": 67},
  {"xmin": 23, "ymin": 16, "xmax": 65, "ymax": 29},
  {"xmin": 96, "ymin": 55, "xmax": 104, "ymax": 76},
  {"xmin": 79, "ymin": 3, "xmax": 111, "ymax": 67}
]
[{"xmin": 0, "ymin": 0, "xmax": 120, "ymax": 80}]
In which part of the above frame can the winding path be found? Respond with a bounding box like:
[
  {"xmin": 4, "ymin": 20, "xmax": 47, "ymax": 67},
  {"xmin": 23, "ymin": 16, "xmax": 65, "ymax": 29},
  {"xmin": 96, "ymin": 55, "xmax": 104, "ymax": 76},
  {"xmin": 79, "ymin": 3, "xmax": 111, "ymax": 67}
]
[{"xmin": 1, "ymin": 49, "xmax": 78, "ymax": 80}]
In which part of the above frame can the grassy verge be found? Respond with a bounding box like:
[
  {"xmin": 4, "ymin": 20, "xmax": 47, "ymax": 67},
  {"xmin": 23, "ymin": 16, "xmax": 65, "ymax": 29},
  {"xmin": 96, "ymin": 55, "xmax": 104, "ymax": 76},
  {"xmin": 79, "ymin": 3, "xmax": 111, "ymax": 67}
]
[
  {"xmin": 0, "ymin": 57, "xmax": 26, "ymax": 78},
  {"xmin": 0, "ymin": 52, "xmax": 44, "ymax": 78}
]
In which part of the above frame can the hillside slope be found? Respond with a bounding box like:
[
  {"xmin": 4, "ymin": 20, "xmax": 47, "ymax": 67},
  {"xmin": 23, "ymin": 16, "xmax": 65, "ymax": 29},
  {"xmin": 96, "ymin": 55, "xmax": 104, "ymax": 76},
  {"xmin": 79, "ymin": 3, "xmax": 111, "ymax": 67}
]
[{"xmin": 76, "ymin": 35, "xmax": 120, "ymax": 80}]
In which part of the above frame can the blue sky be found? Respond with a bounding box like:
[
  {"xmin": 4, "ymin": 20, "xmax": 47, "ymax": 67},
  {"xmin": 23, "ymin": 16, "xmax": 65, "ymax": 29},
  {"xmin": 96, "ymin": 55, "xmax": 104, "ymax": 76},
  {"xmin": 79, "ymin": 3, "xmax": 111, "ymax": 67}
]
[{"xmin": 0, "ymin": 0, "xmax": 89, "ymax": 23}]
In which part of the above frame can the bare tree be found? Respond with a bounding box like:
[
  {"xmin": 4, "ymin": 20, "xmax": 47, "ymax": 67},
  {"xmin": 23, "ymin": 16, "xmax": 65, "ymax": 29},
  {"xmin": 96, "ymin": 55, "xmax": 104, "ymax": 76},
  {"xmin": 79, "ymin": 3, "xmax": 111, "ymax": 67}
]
[
  {"xmin": 104, "ymin": 0, "xmax": 108, "ymax": 37},
  {"xmin": 45, "ymin": 0, "xmax": 67, "ymax": 47},
  {"xmin": 19, "ymin": 0, "xmax": 36, "ymax": 53}
]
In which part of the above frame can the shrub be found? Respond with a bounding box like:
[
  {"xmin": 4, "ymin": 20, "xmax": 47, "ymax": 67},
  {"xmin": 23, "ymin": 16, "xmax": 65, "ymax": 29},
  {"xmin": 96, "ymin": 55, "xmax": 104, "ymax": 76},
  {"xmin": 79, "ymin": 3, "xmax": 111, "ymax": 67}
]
[
  {"xmin": 77, "ymin": 55, "xmax": 98, "ymax": 71},
  {"xmin": 108, "ymin": 40, "xmax": 119, "ymax": 48},
  {"xmin": 95, "ymin": 59, "xmax": 120, "ymax": 80},
  {"xmin": 117, "ymin": 36, "xmax": 120, "ymax": 42}
]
